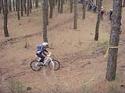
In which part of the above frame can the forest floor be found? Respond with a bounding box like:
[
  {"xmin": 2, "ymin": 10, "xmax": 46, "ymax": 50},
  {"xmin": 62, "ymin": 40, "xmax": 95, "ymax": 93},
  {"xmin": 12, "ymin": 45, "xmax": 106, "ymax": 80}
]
[{"xmin": 0, "ymin": 1, "xmax": 125, "ymax": 93}]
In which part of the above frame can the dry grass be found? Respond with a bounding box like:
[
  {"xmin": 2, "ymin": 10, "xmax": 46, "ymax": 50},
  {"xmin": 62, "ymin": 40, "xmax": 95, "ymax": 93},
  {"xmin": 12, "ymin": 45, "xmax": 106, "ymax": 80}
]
[{"xmin": 7, "ymin": 78, "xmax": 27, "ymax": 93}]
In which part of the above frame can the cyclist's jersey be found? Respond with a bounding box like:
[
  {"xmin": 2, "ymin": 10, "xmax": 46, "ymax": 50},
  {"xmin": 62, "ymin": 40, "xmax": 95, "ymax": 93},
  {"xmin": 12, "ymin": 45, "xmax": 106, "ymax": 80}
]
[{"xmin": 36, "ymin": 44, "xmax": 46, "ymax": 54}]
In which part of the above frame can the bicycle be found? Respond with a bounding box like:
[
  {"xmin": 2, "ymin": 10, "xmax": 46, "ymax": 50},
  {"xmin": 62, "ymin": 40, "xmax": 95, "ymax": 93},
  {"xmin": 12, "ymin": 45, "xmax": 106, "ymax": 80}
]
[{"xmin": 30, "ymin": 52, "xmax": 60, "ymax": 71}]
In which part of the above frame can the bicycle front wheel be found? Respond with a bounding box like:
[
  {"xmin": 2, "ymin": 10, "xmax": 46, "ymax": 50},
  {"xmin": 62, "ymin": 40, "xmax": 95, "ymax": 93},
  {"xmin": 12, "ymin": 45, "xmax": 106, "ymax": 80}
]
[
  {"xmin": 30, "ymin": 60, "xmax": 42, "ymax": 71},
  {"xmin": 48, "ymin": 59, "xmax": 60, "ymax": 71}
]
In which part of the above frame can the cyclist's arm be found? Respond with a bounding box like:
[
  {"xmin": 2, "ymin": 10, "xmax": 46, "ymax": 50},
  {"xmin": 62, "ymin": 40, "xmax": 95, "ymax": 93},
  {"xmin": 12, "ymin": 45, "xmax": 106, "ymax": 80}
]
[{"xmin": 42, "ymin": 49, "xmax": 49, "ymax": 56}]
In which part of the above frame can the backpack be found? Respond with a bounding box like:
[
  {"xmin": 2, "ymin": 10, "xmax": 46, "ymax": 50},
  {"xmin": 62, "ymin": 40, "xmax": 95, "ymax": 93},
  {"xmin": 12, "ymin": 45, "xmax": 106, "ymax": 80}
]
[{"xmin": 36, "ymin": 44, "xmax": 44, "ymax": 52}]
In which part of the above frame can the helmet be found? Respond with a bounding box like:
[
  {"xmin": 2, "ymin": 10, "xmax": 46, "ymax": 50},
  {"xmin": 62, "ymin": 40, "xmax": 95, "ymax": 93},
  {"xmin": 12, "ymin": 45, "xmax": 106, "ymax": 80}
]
[{"xmin": 42, "ymin": 42, "xmax": 48, "ymax": 47}]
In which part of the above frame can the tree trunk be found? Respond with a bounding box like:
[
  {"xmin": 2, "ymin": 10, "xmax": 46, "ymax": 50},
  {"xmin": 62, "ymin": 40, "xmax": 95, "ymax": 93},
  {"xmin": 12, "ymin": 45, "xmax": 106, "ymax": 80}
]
[
  {"xmin": 82, "ymin": 0, "xmax": 86, "ymax": 19},
  {"xmin": 106, "ymin": 0, "xmax": 122, "ymax": 81},
  {"xmin": 60, "ymin": 0, "xmax": 64, "ymax": 13},
  {"xmin": 21, "ymin": 0, "xmax": 24, "ymax": 16},
  {"xmin": 70, "ymin": 0, "xmax": 73, "ymax": 13},
  {"xmin": 96, "ymin": 0, "xmax": 99, "ymax": 6},
  {"xmin": 16, "ymin": 0, "xmax": 17, "ymax": 11},
  {"xmin": 94, "ymin": 0, "xmax": 102, "ymax": 41},
  {"xmin": 74, "ymin": 0, "xmax": 78, "ymax": 29},
  {"xmin": 0, "ymin": 0, "xmax": 2, "ymax": 14},
  {"xmin": 53, "ymin": 0, "xmax": 56, "ymax": 8},
  {"xmin": 55, "ymin": 0, "xmax": 58, "ymax": 5},
  {"xmin": 42, "ymin": 0, "xmax": 48, "ymax": 42},
  {"xmin": 13, "ymin": 0, "xmax": 16, "ymax": 11},
  {"xmin": 3, "ymin": 0, "xmax": 9, "ymax": 37},
  {"xmin": 58, "ymin": 0, "xmax": 61, "ymax": 13},
  {"xmin": 49, "ymin": 0, "xmax": 54, "ymax": 18},
  {"xmin": 29, "ymin": 0, "xmax": 32, "ymax": 13},
  {"xmin": 16, "ymin": 0, "xmax": 20, "ymax": 20},
  {"xmin": 30, "ymin": 0, "xmax": 32, "ymax": 9},
  {"xmin": 24, "ymin": 0, "xmax": 27, "ymax": 14},
  {"xmin": 123, "ymin": 0, "xmax": 125, "ymax": 7},
  {"xmin": 0, "ymin": 0, "xmax": 4, "ymax": 14},
  {"xmin": 27, "ymin": 0, "xmax": 30, "ymax": 16},
  {"xmin": 35, "ymin": 0, "xmax": 39, "ymax": 8},
  {"xmin": 46, "ymin": 0, "xmax": 49, "ymax": 25},
  {"xmin": 8, "ymin": 0, "xmax": 12, "ymax": 12}
]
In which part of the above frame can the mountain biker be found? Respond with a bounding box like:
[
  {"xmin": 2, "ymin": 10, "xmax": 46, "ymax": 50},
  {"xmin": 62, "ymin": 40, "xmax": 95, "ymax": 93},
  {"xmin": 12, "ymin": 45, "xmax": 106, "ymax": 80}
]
[{"xmin": 36, "ymin": 42, "xmax": 49, "ymax": 63}]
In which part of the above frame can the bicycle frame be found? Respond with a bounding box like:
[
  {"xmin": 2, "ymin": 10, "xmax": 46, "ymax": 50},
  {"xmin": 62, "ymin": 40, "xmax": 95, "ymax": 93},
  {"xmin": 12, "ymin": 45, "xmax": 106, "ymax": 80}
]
[
  {"xmin": 43, "ymin": 56, "xmax": 52, "ymax": 65},
  {"xmin": 43, "ymin": 53, "xmax": 55, "ymax": 67}
]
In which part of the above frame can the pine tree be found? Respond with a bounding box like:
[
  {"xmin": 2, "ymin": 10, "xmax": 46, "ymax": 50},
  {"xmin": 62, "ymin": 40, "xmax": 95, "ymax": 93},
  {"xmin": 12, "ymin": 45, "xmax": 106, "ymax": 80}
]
[
  {"xmin": 42, "ymin": 0, "xmax": 48, "ymax": 42},
  {"xmin": 106, "ymin": 0, "xmax": 122, "ymax": 81},
  {"xmin": 94, "ymin": 0, "xmax": 102, "ymax": 41},
  {"xmin": 74, "ymin": 0, "xmax": 78, "ymax": 29},
  {"xmin": 3, "ymin": 0, "xmax": 9, "ymax": 37}
]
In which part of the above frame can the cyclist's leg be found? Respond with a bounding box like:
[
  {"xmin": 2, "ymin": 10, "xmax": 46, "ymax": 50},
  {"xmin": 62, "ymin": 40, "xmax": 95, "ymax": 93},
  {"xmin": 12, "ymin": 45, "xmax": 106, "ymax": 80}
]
[
  {"xmin": 40, "ymin": 56, "xmax": 45, "ymax": 62},
  {"xmin": 36, "ymin": 53, "xmax": 44, "ymax": 62}
]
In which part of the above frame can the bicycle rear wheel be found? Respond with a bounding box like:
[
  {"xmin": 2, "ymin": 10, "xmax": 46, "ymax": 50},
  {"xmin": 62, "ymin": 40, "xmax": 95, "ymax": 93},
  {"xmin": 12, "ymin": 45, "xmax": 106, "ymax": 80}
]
[
  {"xmin": 30, "ymin": 60, "xmax": 42, "ymax": 71},
  {"xmin": 48, "ymin": 59, "xmax": 60, "ymax": 71}
]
